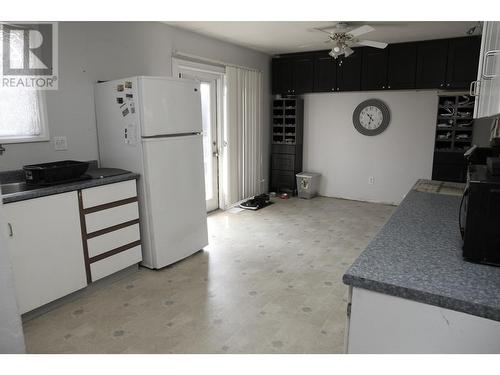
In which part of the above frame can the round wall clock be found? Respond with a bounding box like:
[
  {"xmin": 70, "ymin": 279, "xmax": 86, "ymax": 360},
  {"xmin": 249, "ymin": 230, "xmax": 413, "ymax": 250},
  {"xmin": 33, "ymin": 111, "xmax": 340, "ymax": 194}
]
[{"xmin": 352, "ymin": 99, "xmax": 391, "ymax": 136}]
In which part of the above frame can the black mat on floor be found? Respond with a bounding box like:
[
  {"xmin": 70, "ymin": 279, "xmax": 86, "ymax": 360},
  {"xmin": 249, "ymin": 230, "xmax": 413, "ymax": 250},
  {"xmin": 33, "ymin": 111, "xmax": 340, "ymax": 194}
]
[{"xmin": 239, "ymin": 194, "xmax": 274, "ymax": 211}]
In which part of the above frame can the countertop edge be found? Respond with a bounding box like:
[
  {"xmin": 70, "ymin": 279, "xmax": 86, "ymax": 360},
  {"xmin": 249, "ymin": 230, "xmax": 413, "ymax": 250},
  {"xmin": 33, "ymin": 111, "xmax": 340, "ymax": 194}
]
[
  {"xmin": 343, "ymin": 273, "xmax": 500, "ymax": 323},
  {"xmin": 2, "ymin": 173, "xmax": 140, "ymax": 204}
]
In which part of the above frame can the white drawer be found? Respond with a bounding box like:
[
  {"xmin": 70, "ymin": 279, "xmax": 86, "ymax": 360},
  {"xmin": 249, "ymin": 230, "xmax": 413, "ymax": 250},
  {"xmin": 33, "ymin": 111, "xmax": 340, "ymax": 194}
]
[
  {"xmin": 82, "ymin": 180, "xmax": 137, "ymax": 209},
  {"xmin": 87, "ymin": 223, "xmax": 140, "ymax": 258},
  {"xmin": 85, "ymin": 202, "xmax": 139, "ymax": 233},
  {"xmin": 90, "ymin": 245, "xmax": 142, "ymax": 282}
]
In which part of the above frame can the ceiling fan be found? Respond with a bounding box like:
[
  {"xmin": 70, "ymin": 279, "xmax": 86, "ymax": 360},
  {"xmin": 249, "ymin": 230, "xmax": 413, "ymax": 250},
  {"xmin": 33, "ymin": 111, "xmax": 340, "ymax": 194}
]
[{"xmin": 314, "ymin": 23, "xmax": 388, "ymax": 59}]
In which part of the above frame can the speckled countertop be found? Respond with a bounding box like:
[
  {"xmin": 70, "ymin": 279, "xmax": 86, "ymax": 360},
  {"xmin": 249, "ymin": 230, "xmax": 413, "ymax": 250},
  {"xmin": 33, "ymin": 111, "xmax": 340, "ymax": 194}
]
[
  {"xmin": 343, "ymin": 186, "xmax": 500, "ymax": 322},
  {"xmin": 1, "ymin": 169, "xmax": 139, "ymax": 204}
]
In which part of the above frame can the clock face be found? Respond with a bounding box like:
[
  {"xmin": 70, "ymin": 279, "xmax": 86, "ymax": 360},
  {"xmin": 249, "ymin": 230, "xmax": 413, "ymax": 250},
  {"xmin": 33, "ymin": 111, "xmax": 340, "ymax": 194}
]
[
  {"xmin": 353, "ymin": 99, "xmax": 391, "ymax": 136},
  {"xmin": 359, "ymin": 106, "xmax": 384, "ymax": 130}
]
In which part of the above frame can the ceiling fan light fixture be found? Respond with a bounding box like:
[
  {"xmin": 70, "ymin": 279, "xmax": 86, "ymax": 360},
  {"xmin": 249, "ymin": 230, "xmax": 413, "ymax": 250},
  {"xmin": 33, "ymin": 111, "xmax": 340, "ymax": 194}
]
[{"xmin": 329, "ymin": 49, "xmax": 342, "ymax": 59}]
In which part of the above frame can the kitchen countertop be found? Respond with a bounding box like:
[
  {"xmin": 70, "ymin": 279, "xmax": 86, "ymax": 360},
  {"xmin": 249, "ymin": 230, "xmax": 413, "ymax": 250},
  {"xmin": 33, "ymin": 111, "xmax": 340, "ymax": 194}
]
[
  {"xmin": 1, "ymin": 168, "xmax": 140, "ymax": 204},
  {"xmin": 343, "ymin": 183, "xmax": 500, "ymax": 322}
]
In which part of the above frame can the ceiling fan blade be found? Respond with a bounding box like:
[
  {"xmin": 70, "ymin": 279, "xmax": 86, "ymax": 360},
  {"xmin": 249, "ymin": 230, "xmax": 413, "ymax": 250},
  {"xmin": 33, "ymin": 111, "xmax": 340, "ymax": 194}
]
[
  {"xmin": 297, "ymin": 39, "xmax": 332, "ymax": 48},
  {"xmin": 348, "ymin": 25, "xmax": 375, "ymax": 37},
  {"xmin": 312, "ymin": 27, "xmax": 334, "ymax": 35},
  {"xmin": 357, "ymin": 39, "xmax": 388, "ymax": 49}
]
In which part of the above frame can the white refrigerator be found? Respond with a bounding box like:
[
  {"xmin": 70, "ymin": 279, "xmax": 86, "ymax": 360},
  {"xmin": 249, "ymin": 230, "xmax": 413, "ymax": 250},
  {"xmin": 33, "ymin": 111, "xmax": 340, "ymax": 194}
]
[{"xmin": 94, "ymin": 76, "xmax": 208, "ymax": 269}]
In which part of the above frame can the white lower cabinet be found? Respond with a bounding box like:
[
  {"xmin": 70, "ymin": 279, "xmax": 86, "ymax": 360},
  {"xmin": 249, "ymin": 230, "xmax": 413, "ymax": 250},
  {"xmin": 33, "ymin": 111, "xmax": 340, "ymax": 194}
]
[
  {"xmin": 81, "ymin": 179, "xmax": 142, "ymax": 282},
  {"xmin": 4, "ymin": 191, "xmax": 87, "ymax": 314},
  {"xmin": 3, "ymin": 179, "xmax": 142, "ymax": 314},
  {"xmin": 345, "ymin": 287, "xmax": 500, "ymax": 354}
]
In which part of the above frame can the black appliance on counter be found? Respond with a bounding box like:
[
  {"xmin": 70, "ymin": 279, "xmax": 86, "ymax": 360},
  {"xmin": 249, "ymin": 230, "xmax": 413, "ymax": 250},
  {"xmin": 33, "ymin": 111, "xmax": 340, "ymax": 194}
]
[
  {"xmin": 23, "ymin": 160, "xmax": 90, "ymax": 186},
  {"xmin": 460, "ymin": 146, "xmax": 500, "ymax": 266}
]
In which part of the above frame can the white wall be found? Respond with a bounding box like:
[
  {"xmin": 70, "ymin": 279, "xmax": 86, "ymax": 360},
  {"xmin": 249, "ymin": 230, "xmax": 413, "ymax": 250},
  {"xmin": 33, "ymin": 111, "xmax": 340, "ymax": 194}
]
[
  {"xmin": 0, "ymin": 22, "xmax": 271, "ymax": 189},
  {"xmin": 303, "ymin": 91, "xmax": 438, "ymax": 205}
]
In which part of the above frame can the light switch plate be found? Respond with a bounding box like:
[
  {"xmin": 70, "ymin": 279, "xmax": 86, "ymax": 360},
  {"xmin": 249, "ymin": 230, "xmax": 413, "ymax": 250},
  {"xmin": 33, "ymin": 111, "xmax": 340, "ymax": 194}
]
[{"xmin": 54, "ymin": 136, "xmax": 68, "ymax": 151}]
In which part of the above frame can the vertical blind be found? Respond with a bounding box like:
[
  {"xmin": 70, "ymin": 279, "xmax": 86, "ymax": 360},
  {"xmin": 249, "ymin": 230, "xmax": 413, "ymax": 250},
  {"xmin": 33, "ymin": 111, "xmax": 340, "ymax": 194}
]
[{"xmin": 225, "ymin": 66, "xmax": 264, "ymax": 207}]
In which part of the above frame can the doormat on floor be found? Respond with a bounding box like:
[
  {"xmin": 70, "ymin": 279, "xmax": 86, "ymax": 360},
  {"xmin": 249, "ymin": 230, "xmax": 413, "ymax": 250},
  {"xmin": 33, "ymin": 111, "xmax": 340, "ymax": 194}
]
[{"xmin": 239, "ymin": 194, "xmax": 274, "ymax": 211}]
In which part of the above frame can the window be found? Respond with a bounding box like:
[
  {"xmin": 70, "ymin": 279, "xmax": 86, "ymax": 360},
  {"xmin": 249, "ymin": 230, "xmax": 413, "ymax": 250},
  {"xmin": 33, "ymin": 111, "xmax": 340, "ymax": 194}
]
[
  {"xmin": 0, "ymin": 89, "xmax": 49, "ymax": 143},
  {"xmin": 0, "ymin": 25, "xmax": 49, "ymax": 143}
]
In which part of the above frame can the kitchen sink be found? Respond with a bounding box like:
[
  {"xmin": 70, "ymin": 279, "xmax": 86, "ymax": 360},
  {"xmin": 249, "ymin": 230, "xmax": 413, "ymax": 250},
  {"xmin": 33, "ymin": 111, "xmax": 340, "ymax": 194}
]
[{"xmin": 0, "ymin": 182, "xmax": 31, "ymax": 195}]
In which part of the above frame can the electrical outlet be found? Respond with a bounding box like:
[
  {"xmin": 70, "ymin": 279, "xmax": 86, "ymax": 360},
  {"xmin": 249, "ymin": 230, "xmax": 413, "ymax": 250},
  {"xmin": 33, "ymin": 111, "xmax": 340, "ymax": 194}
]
[
  {"xmin": 54, "ymin": 136, "xmax": 68, "ymax": 151},
  {"xmin": 368, "ymin": 176, "xmax": 375, "ymax": 185}
]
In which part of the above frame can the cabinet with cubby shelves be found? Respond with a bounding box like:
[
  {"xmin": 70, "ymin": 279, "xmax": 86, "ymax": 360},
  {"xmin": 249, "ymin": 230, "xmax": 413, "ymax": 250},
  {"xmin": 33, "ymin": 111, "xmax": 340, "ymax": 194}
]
[
  {"xmin": 432, "ymin": 94, "xmax": 475, "ymax": 183},
  {"xmin": 270, "ymin": 97, "xmax": 303, "ymax": 193}
]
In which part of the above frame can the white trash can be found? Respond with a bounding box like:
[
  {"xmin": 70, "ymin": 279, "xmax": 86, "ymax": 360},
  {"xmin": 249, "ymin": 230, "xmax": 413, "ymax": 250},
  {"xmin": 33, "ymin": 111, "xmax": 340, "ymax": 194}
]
[{"xmin": 296, "ymin": 172, "xmax": 321, "ymax": 199}]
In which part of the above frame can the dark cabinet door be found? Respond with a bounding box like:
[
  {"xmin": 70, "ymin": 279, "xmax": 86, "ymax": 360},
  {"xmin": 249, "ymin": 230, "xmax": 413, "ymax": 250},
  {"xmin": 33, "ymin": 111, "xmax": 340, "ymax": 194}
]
[
  {"xmin": 272, "ymin": 58, "xmax": 293, "ymax": 95},
  {"xmin": 313, "ymin": 51, "xmax": 337, "ymax": 92},
  {"xmin": 361, "ymin": 47, "xmax": 388, "ymax": 90},
  {"xmin": 292, "ymin": 55, "xmax": 314, "ymax": 94},
  {"xmin": 446, "ymin": 36, "xmax": 481, "ymax": 89},
  {"xmin": 337, "ymin": 49, "xmax": 362, "ymax": 91},
  {"xmin": 416, "ymin": 39, "xmax": 449, "ymax": 89},
  {"xmin": 387, "ymin": 42, "xmax": 417, "ymax": 89}
]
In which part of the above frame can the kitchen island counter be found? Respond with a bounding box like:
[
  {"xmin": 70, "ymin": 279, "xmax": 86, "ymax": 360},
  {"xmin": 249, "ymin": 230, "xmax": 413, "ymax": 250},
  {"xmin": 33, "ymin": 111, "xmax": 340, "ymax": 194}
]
[{"xmin": 343, "ymin": 185, "xmax": 500, "ymax": 322}]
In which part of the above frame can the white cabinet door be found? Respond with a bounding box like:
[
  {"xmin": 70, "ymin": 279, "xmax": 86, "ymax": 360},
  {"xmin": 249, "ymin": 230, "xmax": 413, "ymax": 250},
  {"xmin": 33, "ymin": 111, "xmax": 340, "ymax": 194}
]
[
  {"xmin": 4, "ymin": 192, "xmax": 87, "ymax": 314},
  {"xmin": 475, "ymin": 22, "xmax": 500, "ymax": 118}
]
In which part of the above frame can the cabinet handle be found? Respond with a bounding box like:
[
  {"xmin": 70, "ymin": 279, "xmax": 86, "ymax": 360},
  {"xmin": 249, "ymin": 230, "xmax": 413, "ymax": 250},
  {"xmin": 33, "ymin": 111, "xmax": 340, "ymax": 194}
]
[
  {"xmin": 481, "ymin": 49, "xmax": 500, "ymax": 80},
  {"xmin": 469, "ymin": 80, "xmax": 480, "ymax": 97},
  {"xmin": 7, "ymin": 223, "xmax": 13, "ymax": 237}
]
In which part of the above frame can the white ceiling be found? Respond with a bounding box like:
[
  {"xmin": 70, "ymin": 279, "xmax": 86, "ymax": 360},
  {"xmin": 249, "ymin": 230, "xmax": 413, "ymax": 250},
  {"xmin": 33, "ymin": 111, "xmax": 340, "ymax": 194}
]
[{"xmin": 168, "ymin": 21, "xmax": 481, "ymax": 55}]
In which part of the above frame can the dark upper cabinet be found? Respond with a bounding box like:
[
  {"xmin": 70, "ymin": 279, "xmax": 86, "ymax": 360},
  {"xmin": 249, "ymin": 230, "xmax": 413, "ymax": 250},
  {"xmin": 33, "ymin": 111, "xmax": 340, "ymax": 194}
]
[
  {"xmin": 292, "ymin": 55, "xmax": 314, "ymax": 94},
  {"xmin": 361, "ymin": 47, "xmax": 388, "ymax": 90},
  {"xmin": 272, "ymin": 36, "xmax": 480, "ymax": 94},
  {"xmin": 272, "ymin": 58, "xmax": 293, "ymax": 95},
  {"xmin": 337, "ymin": 49, "xmax": 362, "ymax": 91},
  {"xmin": 416, "ymin": 39, "xmax": 449, "ymax": 89},
  {"xmin": 387, "ymin": 42, "xmax": 417, "ymax": 89},
  {"xmin": 313, "ymin": 51, "xmax": 337, "ymax": 92},
  {"xmin": 446, "ymin": 36, "xmax": 481, "ymax": 89},
  {"xmin": 272, "ymin": 54, "xmax": 314, "ymax": 94}
]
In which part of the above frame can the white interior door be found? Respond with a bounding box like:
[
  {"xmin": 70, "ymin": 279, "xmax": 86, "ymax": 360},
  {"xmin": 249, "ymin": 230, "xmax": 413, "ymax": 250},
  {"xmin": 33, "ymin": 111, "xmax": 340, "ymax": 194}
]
[{"xmin": 173, "ymin": 63, "xmax": 223, "ymax": 212}]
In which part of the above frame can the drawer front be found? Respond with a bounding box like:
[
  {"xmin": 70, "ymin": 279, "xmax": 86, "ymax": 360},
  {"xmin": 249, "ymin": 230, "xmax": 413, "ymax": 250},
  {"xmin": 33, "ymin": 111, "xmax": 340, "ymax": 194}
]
[
  {"xmin": 82, "ymin": 180, "xmax": 137, "ymax": 209},
  {"xmin": 85, "ymin": 202, "xmax": 139, "ymax": 233},
  {"xmin": 87, "ymin": 223, "xmax": 140, "ymax": 258},
  {"xmin": 272, "ymin": 144, "xmax": 296, "ymax": 154},
  {"xmin": 90, "ymin": 246, "xmax": 142, "ymax": 282},
  {"xmin": 271, "ymin": 170, "xmax": 296, "ymax": 188},
  {"xmin": 272, "ymin": 154, "xmax": 295, "ymax": 171}
]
